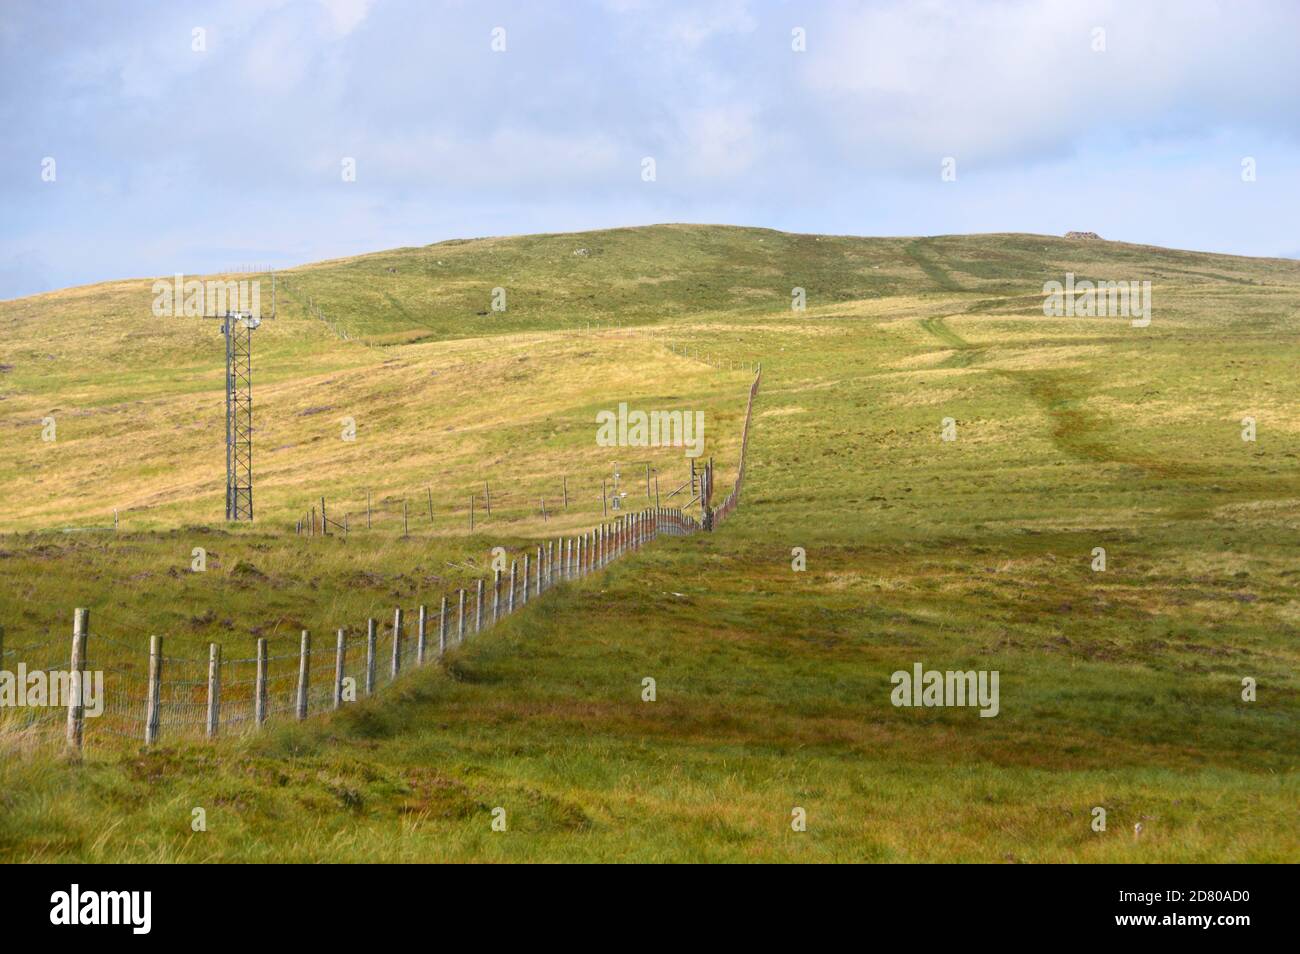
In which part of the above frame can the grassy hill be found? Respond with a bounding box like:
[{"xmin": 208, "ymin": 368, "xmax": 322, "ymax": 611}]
[{"xmin": 1, "ymin": 225, "xmax": 1297, "ymax": 861}]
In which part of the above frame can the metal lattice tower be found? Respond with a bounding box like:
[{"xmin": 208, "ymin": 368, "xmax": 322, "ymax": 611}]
[{"xmin": 223, "ymin": 313, "xmax": 256, "ymax": 520}]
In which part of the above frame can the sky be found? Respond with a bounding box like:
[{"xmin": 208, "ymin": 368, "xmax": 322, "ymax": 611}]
[{"xmin": 2, "ymin": 0, "xmax": 1299, "ymax": 299}]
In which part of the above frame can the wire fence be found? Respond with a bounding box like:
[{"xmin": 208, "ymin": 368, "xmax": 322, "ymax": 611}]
[{"xmin": 1, "ymin": 367, "xmax": 760, "ymax": 754}]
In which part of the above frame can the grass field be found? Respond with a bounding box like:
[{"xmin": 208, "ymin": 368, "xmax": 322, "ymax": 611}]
[{"xmin": 1, "ymin": 225, "xmax": 1297, "ymax": 862}]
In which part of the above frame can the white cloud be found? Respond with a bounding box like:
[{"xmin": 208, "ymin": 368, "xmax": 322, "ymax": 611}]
[
  {"xmin": 801, "ymin": 0, "xmax": 1300, "ymax": 170},
  {"xmin": 318, "ymin": 0, "xmax": 375, "ymax": 37}
]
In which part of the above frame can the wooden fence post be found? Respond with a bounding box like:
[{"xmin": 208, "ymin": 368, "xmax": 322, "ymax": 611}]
[
  {"xmin": 457, "ymin": 590, "xmax": 466, "ymax": 643},
  {"xmin": 493, "ymin": 570, "xmax": 501, "ymax": 623},
  {"xmin": 475, "ymin": 579, "xmax": 484, "ymax": 634},
  {"xmin": 255, "ymin": 638, "xmax": 268, "ymax": 727},
  {"xmin": 365, "ymin": 619, "xmax": 377, "ymax": 695},
  {"xmin": 508, "ymin": 561, "xmax": 517, "ymax": 613},
  {"xmin": 334, "ymin": 629, "xmax": 346, "ymax": 709},
  {"xmin": 470, "ymin": 494, "xmax": 475, "ymax": 531},
  {"xmin": 145, "ymin": 634, "xmax": 162, "ymax": 745},
  {"xmin": 391, "ymin": 607, "xmax": 404, "ymax": 677},
  {"xmin": 428, "ymin": 487, "xmax": 435, "ymax": 525},
  {"xmin": 206, "ymin": 642, "xmax": 221, "ymax": 738},
  {"xmin": 535, "ymin": 546, "xmax": 542, "ymax": 595},
  {"xmin": 602, "ymin": 479, "xmax": 608, "ymax": 516},
  {"xmin": 403, "ymin": 501, "xmax": 409, "ymax": 537},
  {"xmin": 321, "ymin": 496, "xmax": 328, "ymax": 535},
  {"xmin": 439, "ymin": 596, "xmax": 448, "ymax": 656},
  {"xmin": 416, "ymin": 605, "xmax": 427, "ymax": 665},
  {"xmin": 522, "ymin": 553, "xmax": 531, "ymax": 605},
  {"xmin": 66, "ymin": 608, "xmax": 88, "ymax": 754},
  {"xmin": 296, "ymin": 631, "xmax": 310, "ymax": 720},
  {"xmin": 484, "ymin": 481, "xmax": 491, "ymax": 516},
  {"xmin": 563, "ymin": 476, "xmax": 569, "ymax": 510}
]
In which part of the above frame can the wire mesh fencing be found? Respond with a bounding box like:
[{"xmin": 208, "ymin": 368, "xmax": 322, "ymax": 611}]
[{"xmin": 3, "ymin": 368, "xmax": 761, "ymax": 754}]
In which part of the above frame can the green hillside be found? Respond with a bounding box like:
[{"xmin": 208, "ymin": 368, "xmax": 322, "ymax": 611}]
[{"xmin": 1, "ymin": 225, "xmax": 1297, "ymax": 861}]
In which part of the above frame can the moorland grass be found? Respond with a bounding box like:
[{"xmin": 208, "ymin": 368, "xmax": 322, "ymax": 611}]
[{"xmin": 0, "ymin": 226, "xmax": 1297, "ymax": 861}]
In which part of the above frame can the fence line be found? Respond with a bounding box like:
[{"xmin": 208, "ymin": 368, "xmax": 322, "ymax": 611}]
[
  {"xmin": 3, "ymin": 367, "xmax": 761, "ymax": 755},
  {"xmin": 299, "ymin": 458, "xmax": 706, "ymax": 538}
]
